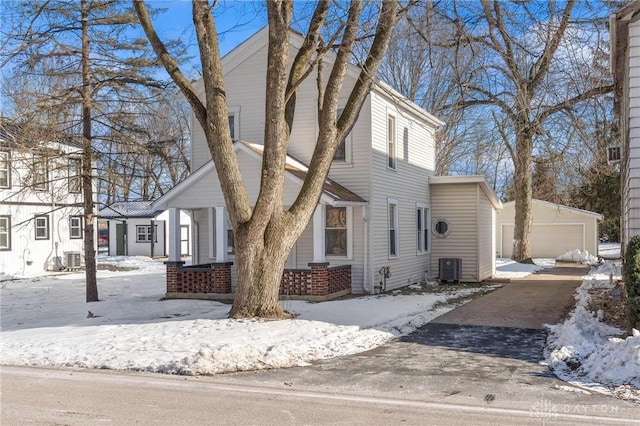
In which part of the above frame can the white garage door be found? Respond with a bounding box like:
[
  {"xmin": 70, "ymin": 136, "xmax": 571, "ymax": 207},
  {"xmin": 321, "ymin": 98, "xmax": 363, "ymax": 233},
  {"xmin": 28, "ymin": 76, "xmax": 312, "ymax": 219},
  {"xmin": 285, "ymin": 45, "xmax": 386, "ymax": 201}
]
[{"xmin": 501, "ymin": 224, "xmax": 584, "ymax": 258}]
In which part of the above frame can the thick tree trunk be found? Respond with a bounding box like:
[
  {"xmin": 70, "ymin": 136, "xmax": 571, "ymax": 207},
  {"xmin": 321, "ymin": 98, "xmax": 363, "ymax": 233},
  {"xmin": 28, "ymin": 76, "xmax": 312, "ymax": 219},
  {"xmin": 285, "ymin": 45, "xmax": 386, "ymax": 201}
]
[
  {"xmin": 229, "ymin": 221, "xmax": 296, "ymax": 319},
  {"xmin": 512, "ymin": 130, "xmax": 534, "ymax": 263}
]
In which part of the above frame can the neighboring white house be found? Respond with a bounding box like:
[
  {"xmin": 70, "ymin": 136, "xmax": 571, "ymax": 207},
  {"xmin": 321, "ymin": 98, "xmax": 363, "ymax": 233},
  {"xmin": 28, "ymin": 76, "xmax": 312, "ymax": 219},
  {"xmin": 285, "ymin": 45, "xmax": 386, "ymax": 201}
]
[
  {"xmin": 612, "ymin": 2, "xmax": 640, "ymax": 251},
  {"xmin": 496, "ymin": 199, "xmax": 602, "ymax": 258},
  {"xmin": 0, "ymin": 120, "xmax": 87, "ymax": 280},
  {"xmin": 154, "ymin": 27, "xmax": 502, "ymax": 298},
  {"xmin": 98, "ymin": 201, "xmax": 191, "ymax": 258}
]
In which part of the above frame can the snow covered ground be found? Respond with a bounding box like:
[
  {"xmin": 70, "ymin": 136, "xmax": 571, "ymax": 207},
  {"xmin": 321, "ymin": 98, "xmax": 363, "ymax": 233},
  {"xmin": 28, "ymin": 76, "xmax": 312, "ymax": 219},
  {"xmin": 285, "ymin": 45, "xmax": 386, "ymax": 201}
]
[
  {"xmin": 3, "ymin": 249, "xmax": 637, "ymax": 400},
  {"xmin": 545, "ymin": 261, "xmax": 640, "ymax": 399},
  {"xmin": 0, "ymin": 255, "xmax": 490, "ymax": 375},
  {"xmin": 494, "ymin": 258, "xmax": 554, "ymax": 279}
]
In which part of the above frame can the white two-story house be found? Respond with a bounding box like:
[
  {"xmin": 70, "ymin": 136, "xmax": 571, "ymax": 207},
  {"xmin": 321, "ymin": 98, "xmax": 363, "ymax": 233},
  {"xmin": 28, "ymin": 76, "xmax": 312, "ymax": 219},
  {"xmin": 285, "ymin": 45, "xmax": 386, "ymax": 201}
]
[
  {"xmin": 154, "ymin": 27, "xmax": 502, "ymax": 299},
  {"xmin": 0, "ymin": 119, "xmax": 87, "ymax": 280}
]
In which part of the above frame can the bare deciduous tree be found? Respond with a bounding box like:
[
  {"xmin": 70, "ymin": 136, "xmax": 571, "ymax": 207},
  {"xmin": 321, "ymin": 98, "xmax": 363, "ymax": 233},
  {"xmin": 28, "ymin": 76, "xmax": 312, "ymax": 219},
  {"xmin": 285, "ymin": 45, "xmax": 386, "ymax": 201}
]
[{"xmin": 135, "ymin": 0, "xmax": 403, "ymax": 318}]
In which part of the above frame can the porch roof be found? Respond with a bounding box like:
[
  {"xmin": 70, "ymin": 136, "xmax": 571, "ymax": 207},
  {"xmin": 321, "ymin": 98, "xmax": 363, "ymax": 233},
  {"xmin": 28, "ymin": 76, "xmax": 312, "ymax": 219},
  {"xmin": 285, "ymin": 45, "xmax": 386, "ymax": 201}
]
[
  {"xmin": 99, "ymin": 200, "xmax": 163, "ymax": 219},
  {"xmin": 153, "ymin": 141, "xmax": 366, "ymax": 210}
]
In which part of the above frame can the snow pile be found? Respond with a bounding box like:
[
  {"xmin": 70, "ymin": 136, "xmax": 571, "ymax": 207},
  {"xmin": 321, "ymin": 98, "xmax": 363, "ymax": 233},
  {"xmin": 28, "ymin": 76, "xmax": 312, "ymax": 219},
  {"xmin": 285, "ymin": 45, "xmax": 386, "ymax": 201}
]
[
  {"xmin": 0, "ymin": 259, "xmax": 486, "ymax": 375},
  {"xmin": 494, "ymin": 258, "xmax": 554, "ymax": 279},
  {"xmin": 556, "ymin": 249, "xmax": 599, "ymax": 265},
  {"xmin": 546, "ymin": 261, "xmax": 640, "ymax": 390},
  {"xmin": 97, "ymin": 255, "xmax": 167, "ymax": 273}
]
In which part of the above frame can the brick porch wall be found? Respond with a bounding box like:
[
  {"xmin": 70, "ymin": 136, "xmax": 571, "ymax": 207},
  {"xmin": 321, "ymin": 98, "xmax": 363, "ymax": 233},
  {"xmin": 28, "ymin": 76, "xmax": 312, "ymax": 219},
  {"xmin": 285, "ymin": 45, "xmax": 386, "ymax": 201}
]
[{"xmin": 165, "ymin": 262, "xmax": 233, "ymax": 294}]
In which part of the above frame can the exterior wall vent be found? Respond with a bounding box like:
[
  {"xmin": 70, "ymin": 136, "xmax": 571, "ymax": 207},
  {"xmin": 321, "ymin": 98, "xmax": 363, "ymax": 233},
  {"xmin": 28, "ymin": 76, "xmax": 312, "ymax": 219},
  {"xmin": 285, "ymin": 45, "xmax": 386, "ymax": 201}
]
[{"xmin": 439, "ymin": 258, "xmax": 461, "ymax": 283}]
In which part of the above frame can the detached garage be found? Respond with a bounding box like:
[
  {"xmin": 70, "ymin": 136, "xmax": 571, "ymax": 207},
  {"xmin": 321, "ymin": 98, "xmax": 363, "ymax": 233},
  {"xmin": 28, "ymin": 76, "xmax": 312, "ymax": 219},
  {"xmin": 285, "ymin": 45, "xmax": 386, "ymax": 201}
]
[{"xmin": 496, "ymin": 199, "xmax": 603, "ymax": 258}]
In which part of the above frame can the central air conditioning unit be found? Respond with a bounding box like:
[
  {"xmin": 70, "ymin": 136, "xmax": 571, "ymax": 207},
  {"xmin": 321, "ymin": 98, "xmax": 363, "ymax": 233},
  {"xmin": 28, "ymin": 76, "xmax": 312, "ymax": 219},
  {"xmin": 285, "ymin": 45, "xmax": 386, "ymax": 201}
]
[
  {"xmin": 439, "ymin": 258, "xmax": 461, "ymax": 284},
  {"xmin": 65, "ymin": 251, "xmax": 82, "ymax": 271}
]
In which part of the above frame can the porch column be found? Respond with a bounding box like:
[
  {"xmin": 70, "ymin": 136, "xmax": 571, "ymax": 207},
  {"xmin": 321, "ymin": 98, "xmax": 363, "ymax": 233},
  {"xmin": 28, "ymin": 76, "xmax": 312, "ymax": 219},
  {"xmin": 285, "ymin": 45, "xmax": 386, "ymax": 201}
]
[
  {"xmin": 215, "ymin": 206, "xmax": 228, "ymax": 262},
  {"xmin": 312, "ymin": 205, "xmax": 325, "ymax": 263},
  {"xmin": 167, "ymin": 207, "xmax": 181, "ymax": 262}
]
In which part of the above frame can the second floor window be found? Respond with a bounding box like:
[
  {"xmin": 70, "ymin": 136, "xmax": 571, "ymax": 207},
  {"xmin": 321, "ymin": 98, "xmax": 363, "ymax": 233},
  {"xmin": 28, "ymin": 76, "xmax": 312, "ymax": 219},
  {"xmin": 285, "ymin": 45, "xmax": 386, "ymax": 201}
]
[
  {"xmin": 333, "ymin": 108, "xmax": 351, "ymax": 163},
  {"xmin": 387, "ymin": 115, "xmax": 397, "ymax": 170},
  {"xmin": 228, "ymin": 109, "xmax": 240, "ymax": 141},
  {"xmin": 35, "ymin": 215, "xmax": 49, "ymax": 240},
  {"xmin": 33, "ymin": 155, "xmax": 49, "ymax": 191},
  {"xmin": 0, "ymin": 150, "xmax": 10, "ymax": 188},
  {"xmin": 68, "ymin": 158, "xmax": 82, "ymax": 193}
]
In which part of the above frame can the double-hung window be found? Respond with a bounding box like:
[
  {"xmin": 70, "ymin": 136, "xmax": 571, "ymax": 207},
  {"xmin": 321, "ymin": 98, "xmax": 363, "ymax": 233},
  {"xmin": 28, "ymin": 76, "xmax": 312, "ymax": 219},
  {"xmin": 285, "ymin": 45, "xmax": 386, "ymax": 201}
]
[
  {"xmin": 387, "ymin": 114, "xmax": 397, "ymax": 170},
  {"xmin": 0, "ymin": 216, "xmax": 10, "ymax": 250},
  {"xmin": 228, "ymin": 107, "xmax": 240, "ymax": 141},
  {"xmin": 35, "ymin": 215, "xmax": 49, "ymax": 240},
  {"xmin": 0, "ymin": 150, "xmax": 10, "ymax": 188},
  {"xmin": 325, "ymin": 206, "xmax": 349, "ymax": 257},
  {"xmin": 333, "ymin": 108, "xmax": 351, "ymax": 163},
  {"xmin": 68, "ymin": 158, "xmax": 82, "ymax": 193},
  {"xmin": 33, "ymin": 155, "xmax": 49, "ymax": 191},
  {"xmin": 388, "ymin": 199, "xmax": 399, "ymax": 258},
  {"xmin": 416, "ymin": 204, "xmax": 430, "ymax": 254},
  {"xmin": 70, "ymin": 216, "xmax": 83, "ymax": 239}
]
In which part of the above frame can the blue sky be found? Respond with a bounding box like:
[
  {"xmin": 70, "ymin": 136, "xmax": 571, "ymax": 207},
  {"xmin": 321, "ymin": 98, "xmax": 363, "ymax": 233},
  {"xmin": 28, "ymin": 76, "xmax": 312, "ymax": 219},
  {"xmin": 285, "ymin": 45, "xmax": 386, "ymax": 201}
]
[{"xmin": 150, "ymin": 1, "xmax": 268, "ymax": 63}]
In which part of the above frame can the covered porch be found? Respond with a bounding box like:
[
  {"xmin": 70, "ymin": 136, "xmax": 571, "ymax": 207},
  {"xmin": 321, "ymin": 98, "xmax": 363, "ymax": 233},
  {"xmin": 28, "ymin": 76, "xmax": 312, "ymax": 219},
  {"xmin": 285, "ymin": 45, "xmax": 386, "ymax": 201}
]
[{"xmin": 156, "ymin": 141, "xmax": 366, "ymax": 301}]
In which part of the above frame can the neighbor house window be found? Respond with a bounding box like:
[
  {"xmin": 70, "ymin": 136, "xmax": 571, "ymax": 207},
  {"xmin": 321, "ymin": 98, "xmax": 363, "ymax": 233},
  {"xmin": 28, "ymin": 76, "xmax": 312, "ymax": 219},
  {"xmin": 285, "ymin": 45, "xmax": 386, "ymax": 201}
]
[
  {"xmin": 0, "ymin": 216, "xmax": 10, "ymax": 250},
  {"xmin": 68, "ymin": 158, "xmax": 82, "ymax": 193},
  {"xmin": 387, "ymin": 114, "xmax": 397, "ymax": 169},
  {"xmin": 228, "ymin": 108, "xmax": 240, "ymax": 140},
  {"xmin": 33, "ymin": 154, "xmax": 49, "ymax": 191},
  {"xmin": 333, "ymin": 108, "xmax": 351, "ymax": 163},
  {"xmin": 35, "ymin": 215, "xmax": 49, "ymax": 240},
  {"xmin": 70, "ymin": 216, "xmax": 83, "ymax": 239},
  {"xmin": 136, "ymin": 225, "xmax": 158, "ymax": 243},
  {"xmin": 417, "ymin": 205, "xmax": 430, "ymax": 254},
  {"xmin": 388, "ymin": 199, "xmax": 399, "ymax": 257},
  {"xmin": 0, "ymin": 150, "xmax": 10, "ymax": 188},
  {"xmin": 325, "ymin": 206, "xmax": 349, "ymax": 257}
]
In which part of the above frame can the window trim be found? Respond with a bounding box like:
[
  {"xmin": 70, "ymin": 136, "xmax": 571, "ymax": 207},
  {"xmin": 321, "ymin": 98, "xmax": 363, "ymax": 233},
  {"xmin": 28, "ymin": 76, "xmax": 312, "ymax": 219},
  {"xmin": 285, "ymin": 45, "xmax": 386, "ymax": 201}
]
[
  {"xmin": 228, "ymin": 107, "xmax": 240, "ymax": 141},
  {"xmin": 386, "ymin": 113, "xmax": 397, "ymax": 170},
  {"xmin": 388, "ymin": 198, "xmax": 399, "ymax": 258},
  {"xmin": 0, "ymin": 215, "xmax": 11, "ymax": 251},
  {"xmin": 433, "ymin": 218, "xmax": 451, "ymax": 238},
  {"xmin": 35, "ymin": 215, "xmax": 50, "ymax": 240},
  {"xmin": 324, "ymin": 205, "xmax": 353, "ymax": 259},
  {"xmin": 136, "ymin": 224, "xmax": 158, "ymax": 243},
  {"xmin": 416, "ymin": 203, "xmax": 430, "ymax": 255},
  {"xmin": 332, "ymin": 108, "xmax": 352, "ymax": 164},
  {"xmin": 68, "ymin": 158, "xmax": 82, "ymax": 194},
  {"xmin": 0, "ymin": 150, "xmax": 11, "ymax": 189},
  {"xmin": 33, "ymin": 154, "xmax": 49, "ymax": 191},
  {"xmin": 70, "ymin": 216, "xmax": 83, "ymax": 239}
]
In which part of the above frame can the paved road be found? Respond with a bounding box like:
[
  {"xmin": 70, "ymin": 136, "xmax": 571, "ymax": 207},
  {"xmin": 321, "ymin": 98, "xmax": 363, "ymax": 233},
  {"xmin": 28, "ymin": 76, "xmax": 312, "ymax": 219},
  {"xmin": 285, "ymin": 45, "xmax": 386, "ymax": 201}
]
[{"xmin": 3, "ymin": 263, "xmax": 640, "ymax": 425}]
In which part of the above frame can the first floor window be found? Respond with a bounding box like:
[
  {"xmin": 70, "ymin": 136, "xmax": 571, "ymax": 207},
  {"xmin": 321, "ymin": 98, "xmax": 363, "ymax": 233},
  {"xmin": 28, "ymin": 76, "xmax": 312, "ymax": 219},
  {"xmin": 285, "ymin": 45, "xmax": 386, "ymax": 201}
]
[
  {"xmin": 136, "ymin": 225, "xmax": 158, "ymax": 243},
  {"xmin": 417, "ymin": 205, "xmax": 430, "ymax": 254},
  {"xmin": 227, "ymin": 215, "xmax": 235, "ymax": 255},
  {"xmin": 388, "ymin": 199, "xmax": 398, "ymax": 257},
  {"xmin": 35, "ymin": 215, "xmax": 49, "ymax": 240},
  {"xmin": 70, "ymin": 216, "xmax": 83, "ymax": 239},
  {"xmin": 325, "ymin": 206, "xmax": 348, "ymax": 256},
  {"xmin": 0, "ymin": 216, "xmax": 10, "ymax": 250}
]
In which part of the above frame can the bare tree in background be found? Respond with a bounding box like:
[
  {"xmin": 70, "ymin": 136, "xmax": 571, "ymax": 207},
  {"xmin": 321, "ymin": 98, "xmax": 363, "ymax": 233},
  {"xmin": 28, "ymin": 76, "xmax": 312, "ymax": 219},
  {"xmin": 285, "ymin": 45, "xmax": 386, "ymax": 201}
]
[
  {"xmin": 3, "ymin": 0, "xmax": 183, "ymax": 301},
  {"xmin": 135, "ymin": 0, "xmax": 404, "ymax": 318}
]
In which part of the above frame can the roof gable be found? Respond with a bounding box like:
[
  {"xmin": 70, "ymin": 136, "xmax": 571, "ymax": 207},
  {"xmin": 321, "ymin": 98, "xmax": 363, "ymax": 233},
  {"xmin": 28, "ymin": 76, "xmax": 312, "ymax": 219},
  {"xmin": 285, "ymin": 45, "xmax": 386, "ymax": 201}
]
[{"xmin": 99, "ymin": 201, "xmax": 164, "ymax": 219}]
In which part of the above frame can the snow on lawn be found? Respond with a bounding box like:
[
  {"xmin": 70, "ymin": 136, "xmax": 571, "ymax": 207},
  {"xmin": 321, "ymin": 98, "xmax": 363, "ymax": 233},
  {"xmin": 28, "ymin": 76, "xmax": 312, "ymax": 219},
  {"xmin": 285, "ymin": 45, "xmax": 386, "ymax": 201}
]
[
  {"xmin": 494, "ymin": 258, "xmax": 555, "ymax": 279},
  {"xmin": 545, "ymin": 261, "xmax": 640, "ymax": 396},
  {"xmin": 0, "ymin": 256, "xmax": 487, "ymax": 375},
  {"xmin": 599, "ymin": 242, "xmax": 622, "ymax": 260}
]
